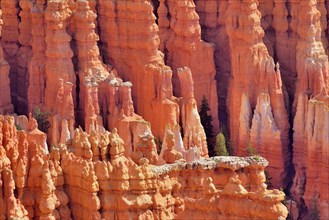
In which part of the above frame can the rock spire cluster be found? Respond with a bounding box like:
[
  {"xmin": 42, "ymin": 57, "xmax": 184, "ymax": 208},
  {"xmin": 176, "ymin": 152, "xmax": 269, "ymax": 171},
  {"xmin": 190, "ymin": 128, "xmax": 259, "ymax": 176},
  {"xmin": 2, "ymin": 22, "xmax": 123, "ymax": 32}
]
[{"xmin": 0, "ymin": 0, "xmax": 328, "ymax": 219}]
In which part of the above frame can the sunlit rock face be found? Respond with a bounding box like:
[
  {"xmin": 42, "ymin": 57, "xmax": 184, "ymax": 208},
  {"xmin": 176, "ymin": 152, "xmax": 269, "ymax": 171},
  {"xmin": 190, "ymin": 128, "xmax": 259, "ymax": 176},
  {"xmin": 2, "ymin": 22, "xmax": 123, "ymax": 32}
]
[
  {"xmin": 224, "ymin": 0, "xmax": 290, "ymax": 189},
  {"xmin": 0, "ymin": 114, "xmax": 288, "ymax": 219},
  {"xmin": 0, "ymin": 0, "xmax": 328, "ymax": 219}
]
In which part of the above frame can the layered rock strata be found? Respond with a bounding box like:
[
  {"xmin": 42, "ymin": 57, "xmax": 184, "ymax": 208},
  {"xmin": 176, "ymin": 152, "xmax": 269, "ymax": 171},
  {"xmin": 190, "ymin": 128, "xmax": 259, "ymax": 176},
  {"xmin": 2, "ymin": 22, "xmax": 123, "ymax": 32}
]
[
  {"xmin": 178, "ymin": 67, "xmax": 208, "ymax": 156},
  {"xmin": 28, "ymin": 0, "xmax": 47, "ymax": 112},
  {"xmin": 225, "ymin": 0, "xmax": 290, "ymax": 188},
  {"xmin": 153, "ymin": 156, "xmax": 288, "ymax": 219},
  {"xmin": 0, "ymin": 0, "xmax": 328, "ymax": 218},
  {"xmin": 97, "ymin": 0, "xmax": 181, "ymax": 140},
  {"xmin": 51, "ymin": 80, "xmax": 75, "ymax": 146},
  {"xmin": 1, "ymin": 0, "xmax": 209, "ymax": 165},
  {"xmin": 44, "ymin": 0, "xmax": 76, "ymax": 112},
  {"xmin": 17, "ymin": 0, "xmax": 32, "ymax": 114},
  {"xmin": 97, "ymin": 0, "xmax": 207, "ymax": 157},
  {"xmin": 0, "ymin": 44, "xmax": 13, "ymax": 114},
  {"xmin": 0, "ymin": 0, "xmax": 20, "ymax": 113},
  {"xmin": 157, "ymin": 0, "xmax": 219, "ymax": 134},
  {"xmin": 291, "ymin": 1, "xmax": 329, "ymax": 219},
  {"xmin": 72, "ymin": 0, "xmax": 159, "ymax": 164},
  {"xmin": 195, "ymin": 0, "xmax": 329, "ymax": 218},
  {"xmin": 73, "ymin": 0, "xmax": 109, "ymax": 127},
  {"xmin": 0, "ymin": 115, "xmax": 288, "ymax": 219},
  {"xmin": 194, "ymin": 0, "xmax": 231, "ymax": 126}
]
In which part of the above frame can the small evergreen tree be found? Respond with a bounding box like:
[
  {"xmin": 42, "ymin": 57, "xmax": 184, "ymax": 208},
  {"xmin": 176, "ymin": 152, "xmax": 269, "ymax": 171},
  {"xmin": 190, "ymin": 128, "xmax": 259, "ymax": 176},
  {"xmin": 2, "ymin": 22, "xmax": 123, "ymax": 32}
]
[
  {"xmin": 15, "ymin": 124, "xmax": 23, "ymax": 131},
  {"xmin": 220, "ymin": 125, "xmax": 234, "ymax": 155},
  {"xmin": 214, "ymin": 133, "xmax": 229, "ymax": 156},
  {"xmin": 265, "ymin": 170, "xmax": 273, "ymax": 189},
  {"xmin": 154, "ymin": 137, "xmax": 163, "ymax": 155},
  {"xmin": 199, "ymin": 95, "xmax": 214, "ymax": 155},
  {"xmin": 246, "ymin": 143, "xmax": 258, "ymax": 156},
  {"xmin": 33, "ymin": 107, "xmax": 51, "ymax": 133}
]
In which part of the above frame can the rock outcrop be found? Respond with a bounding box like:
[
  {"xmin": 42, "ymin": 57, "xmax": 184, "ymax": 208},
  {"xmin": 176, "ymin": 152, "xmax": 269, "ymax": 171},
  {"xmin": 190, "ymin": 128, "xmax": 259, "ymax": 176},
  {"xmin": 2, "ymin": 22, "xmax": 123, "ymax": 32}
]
[
  {"xmin": 44, "ymin": 0, "xmax": 76, "ymax": 112},
  {"xmin": 194, "ymin": 0, "xmax": 231, "ymax": 126},
  {"xmin": 178, "ymin": 67, "xmax": 208, "ymax": 156},
  {"xmin": 0, "ymin": 0, "xmax": 329, "ymax": 219},
  {"xmin": 0, "ymin": 0, "xmax": 20, "ymax": 113},
  {"xmin": 157, "ymin": 0, "xmax": 219, "ymax": 134},
  {"xmin": 0, "ymin": 44, "xmax": 13, "ymax": 114},
  {"xmin": 291, "ymin": 1, "xmax": 329, "ymax": 219},
  {"xmin": 293, "ymin": 97, "xmax": 329, "ymax": 219},
  {"xmin": 97, "ymin": 0, "xmax": 207, "ymax": 146},
  {"xmin": 17, "ymin": 0, "xmax": 32, "ymax": 114},
  {"xmin": 272, "ymin": 0, "xmax": 296, "ymax": 100},
  {"xmin": 28, "ymin": 0, "xmax": 47, "ymax": 112},
  {"xmin": 194, "ymin": 0, "xmax": 329, "ymax": 218},
  {"xmin": 225, "ymin": 0, "xmax": 290, "ymax": 188},
  {"xmin": 154, "ymin": 156, "xmax": 288, "ymax": 220},
  {"xmin": 0, "ymin": 115, "xmax": 288, "ymax": 219},
  {"xmin": 97, "ymin": 0, "xmax": 179, "ymax": 140}
]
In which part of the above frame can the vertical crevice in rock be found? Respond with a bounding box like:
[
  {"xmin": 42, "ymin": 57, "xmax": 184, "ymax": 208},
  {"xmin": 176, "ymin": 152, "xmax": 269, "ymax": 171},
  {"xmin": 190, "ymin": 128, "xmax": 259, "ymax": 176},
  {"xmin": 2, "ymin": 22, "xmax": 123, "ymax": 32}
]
[
  {"xmin": 28, "ymin": 0, "xmax": 47, "ymax": 112},
  {"xmin": 318, "ymin": 0, "xmax": 328, "ymax": 54},
  {"xmin": 272, "ymin": 0, "xmax": 295, "ymax": 192},
  {"xmin": 259, "ymin": 0, "xmax": 275, "ymax": 57},
  {"xmin": 1, "ymin": 0, "xmax": 21, "ymax": 113},
  {"xmin": 194, "ymin": 0, "xmax": 230, "ymax": 133},
  {"xmin": 157, "ymin": 0, "xmax": 220, "ymax": 135},
  {"xmin": 291, "ymin": 1, "xmax": 329, "ymax": 219},
  {"xmin": 17, "ymin": 0, "xmax": 31, "ymax": 115},
  {"xmin": 151, "ymin": 0, "xmax": 160, "ymax": 24},
  {"xmin": 326, "ymin": 0, "xmax": 329, "ymax": 53},
  {"xmin": 226, "ymin": 0, "xmax": 290, "ymax": 189},
  {"xmin": 0, "ymin": 4, "xmax": 13, "ymax": 114}
]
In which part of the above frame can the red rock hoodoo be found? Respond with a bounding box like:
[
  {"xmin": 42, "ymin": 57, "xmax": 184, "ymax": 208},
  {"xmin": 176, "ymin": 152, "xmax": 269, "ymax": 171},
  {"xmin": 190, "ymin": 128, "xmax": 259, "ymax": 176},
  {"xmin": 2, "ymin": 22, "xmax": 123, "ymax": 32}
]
[{"xmin": 0, "ymin": 0, "xmax": 328, "ymax": 219}]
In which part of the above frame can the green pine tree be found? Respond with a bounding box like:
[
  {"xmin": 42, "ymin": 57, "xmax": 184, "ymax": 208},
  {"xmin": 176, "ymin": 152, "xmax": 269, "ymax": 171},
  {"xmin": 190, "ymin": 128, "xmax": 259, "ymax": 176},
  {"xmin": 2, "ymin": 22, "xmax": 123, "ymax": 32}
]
[
  {"xmin": 199, "ymin": 95, "xmax": 214, "ymax": 155},
  {"xmin": 33, "ymin": 107, "xmax": 51, "ymax": 133},
  {"xmin": 246, "ymin": 143, "xmax": 258, "ymax": 156},
  {"xmin": 214, "ymin": 133, "xmax": 229, "ymax": 156}
]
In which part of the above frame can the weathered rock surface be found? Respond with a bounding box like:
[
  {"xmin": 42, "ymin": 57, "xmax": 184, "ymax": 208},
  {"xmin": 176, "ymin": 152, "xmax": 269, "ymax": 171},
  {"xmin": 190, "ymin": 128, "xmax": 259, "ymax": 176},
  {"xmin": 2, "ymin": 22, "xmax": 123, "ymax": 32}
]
[
  {"xmin": 44, "ymin": 0, "xmax": 76, "ymax": 112},
  {"xmin": 0, "ymin": 115, "xmax": 288, "ymax": 219},
  {"xmin": 0, "ymin": 0, "xmax": 21, "ymax": 113},
  {"xmin": 28, "ymin": 0, "xmax": 47, "ymax": 112},
  {"xmin": 0, "ymin": 0, "xmax": 328, "ymax": 219},
  {"xmin": 194, "ymin": 0, "xmax": 329, "ymax": 218},
  {"xmin": 225, "ymin": 0, "xmax": 290, "ymax": 189},
  {"xmin": 291, "ymin": 1, "xmax": 329, "ymax": 219},
  {"xmin": 158, "ymin": 0, "xmax": 219, "ymax": 134},
  {"xmin": 0, "ymin": 42, "xmax": 13, "ymax": 114}
]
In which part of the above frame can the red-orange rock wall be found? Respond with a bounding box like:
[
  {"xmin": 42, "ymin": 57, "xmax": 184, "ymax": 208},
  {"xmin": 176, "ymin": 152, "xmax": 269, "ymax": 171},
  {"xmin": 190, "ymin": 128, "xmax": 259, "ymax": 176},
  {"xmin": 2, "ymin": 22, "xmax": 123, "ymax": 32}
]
[
  {"xmin": 0, "ymin": 0, "xmax": 328, "ymax": 219},
  {"xmin": 195, "ymin": 1, "xmax": 328, "ymax": 218},
  {"xmin": 0, "ymin": 115, "xmax": 288, "ymax": 219}
]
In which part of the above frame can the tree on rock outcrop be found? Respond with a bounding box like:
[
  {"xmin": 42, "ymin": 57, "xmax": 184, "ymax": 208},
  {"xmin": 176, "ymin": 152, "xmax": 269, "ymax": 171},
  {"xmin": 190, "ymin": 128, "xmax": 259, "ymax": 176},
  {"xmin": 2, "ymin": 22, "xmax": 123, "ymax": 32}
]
[
  {"xmin": 214, "ymin": 133, "xmax": 229, "ymax": 156},
  {"xmin": 33, "ymin": 107, "xmax": 51, "ymax": 133},
  {"xmin": 199, "ymin": 95, "xmax": 214, "ymax": 155}
]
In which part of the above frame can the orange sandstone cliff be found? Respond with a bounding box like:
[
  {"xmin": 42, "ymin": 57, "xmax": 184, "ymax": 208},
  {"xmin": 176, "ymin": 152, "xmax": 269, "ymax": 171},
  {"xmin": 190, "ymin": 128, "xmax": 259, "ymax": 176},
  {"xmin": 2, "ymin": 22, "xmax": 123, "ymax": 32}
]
[
  {"xmin": 0, "ymin": 115, "xmax": 288, "ymax": 219},
  {"xmin": 0, "ymin": 0, "xmax": 328, "ymax": 219}
]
